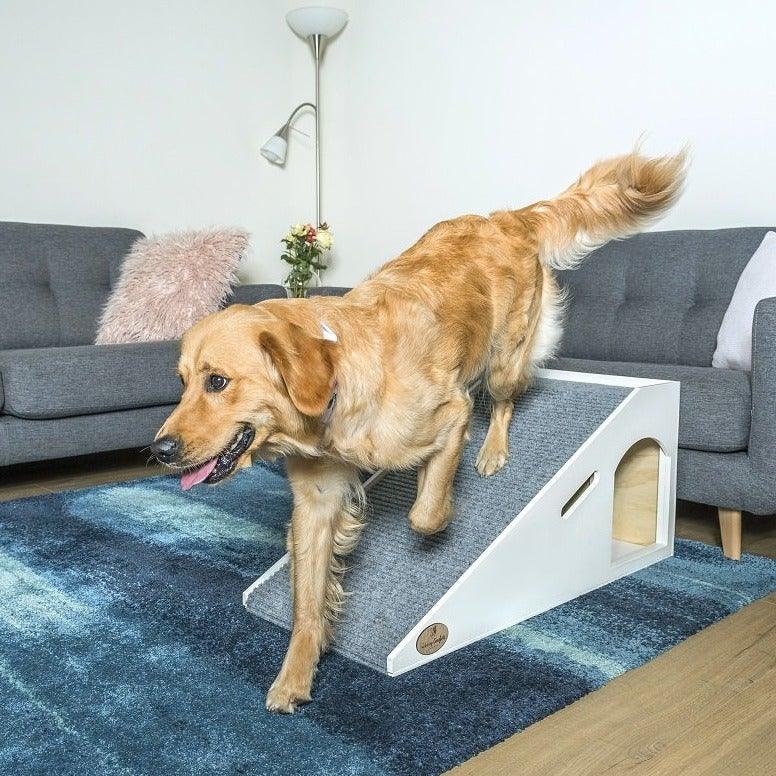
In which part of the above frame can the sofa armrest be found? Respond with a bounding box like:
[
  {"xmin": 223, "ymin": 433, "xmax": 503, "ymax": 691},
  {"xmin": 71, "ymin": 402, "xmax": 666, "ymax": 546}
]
[
  {"xmin": 749, "ymin": 296, "xmax": 776, "ymax": 473},
  {"xmin": 228, "ymin": 284, "xmax": 286, "ymax": 306}
]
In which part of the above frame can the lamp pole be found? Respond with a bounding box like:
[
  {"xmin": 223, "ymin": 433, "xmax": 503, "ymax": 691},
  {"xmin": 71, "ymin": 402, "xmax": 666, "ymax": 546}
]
[
  {"xmin": 261, "ymin": 7, "xmax": 347, "ymax": 238},
  {"xmin": 312, "ymin": 33, "xmax": 322, "ymax": 229}
]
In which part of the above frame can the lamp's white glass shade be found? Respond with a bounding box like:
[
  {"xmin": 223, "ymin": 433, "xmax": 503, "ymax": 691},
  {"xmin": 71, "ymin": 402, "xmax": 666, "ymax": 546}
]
[
  {"xmin": 260, "ymin": 134, "xmax": 287, "ymax": 164},
  {"xmin": 286, "ymin": 6, "xmax": 348, "ymax": 39}
]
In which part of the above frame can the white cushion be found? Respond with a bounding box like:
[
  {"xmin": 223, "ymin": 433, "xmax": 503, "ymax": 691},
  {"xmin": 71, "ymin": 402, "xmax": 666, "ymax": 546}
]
[{"xmin": 713, "ymin": 231, "xmax": 776, "ymax": 371}]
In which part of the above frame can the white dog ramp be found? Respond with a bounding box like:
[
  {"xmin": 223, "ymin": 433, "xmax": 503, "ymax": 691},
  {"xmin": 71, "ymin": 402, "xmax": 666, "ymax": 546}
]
[{"xmin": 244, "ymin": 370, "xmax": 679, "ymax": 676}]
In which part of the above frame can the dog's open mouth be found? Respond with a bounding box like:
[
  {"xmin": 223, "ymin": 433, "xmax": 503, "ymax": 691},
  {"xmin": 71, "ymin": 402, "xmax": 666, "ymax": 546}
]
[{"xmin": 180, "ymin": 424, "xmax": 255, "ymax": 491}]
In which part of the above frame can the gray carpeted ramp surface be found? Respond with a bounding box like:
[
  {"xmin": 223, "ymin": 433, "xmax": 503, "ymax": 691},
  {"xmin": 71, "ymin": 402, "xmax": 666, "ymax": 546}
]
[{"xmin": 245, "ymin": 378, "xmax": 631, "ymax": 672}]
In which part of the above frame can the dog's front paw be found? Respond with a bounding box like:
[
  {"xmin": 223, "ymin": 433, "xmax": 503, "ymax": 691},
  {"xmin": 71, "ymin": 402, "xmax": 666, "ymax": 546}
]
[
  {"xmin": 409, "ymin": 500, "xmax": 453, "ymax": 536},
  {"xmin": 475, "ymin": 443, "xmax": 508, "ymax": 477},
  {"xmin": 265, "ymin": 676, "xmax": 312, "ymax": 714}
]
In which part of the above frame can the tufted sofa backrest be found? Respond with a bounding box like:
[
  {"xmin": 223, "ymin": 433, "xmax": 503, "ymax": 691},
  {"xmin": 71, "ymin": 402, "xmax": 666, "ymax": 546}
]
[
  {"xmin": 557, "ymin": 228, "xmax": 772, "ymax": 367},
  {"xmin": 0, "ymin": 222, "xmax": 143, "ymax": 350}
]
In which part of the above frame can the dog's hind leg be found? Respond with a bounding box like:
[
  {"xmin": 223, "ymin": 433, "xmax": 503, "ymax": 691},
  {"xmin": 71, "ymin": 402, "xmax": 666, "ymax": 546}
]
[
  {"xmin": 409, "ymin": 390, "xmax": 472, "ymax": 535},
  {"xmin": 266, "ymin": 456, "xmax": 363, "ymax": 714},
  {"xmin": 476, "ymin": 273, "xmax": 561, "ymax": 477},
  {"xmin": 476, "ymin": 322, "xmax": 535, "ymax": 478}
]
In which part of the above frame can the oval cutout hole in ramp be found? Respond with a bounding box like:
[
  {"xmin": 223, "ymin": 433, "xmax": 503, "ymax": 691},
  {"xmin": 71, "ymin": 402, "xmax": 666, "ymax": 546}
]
[{"xmin": 561, "ymin": 472, "xmax": 597, "ymax": 518}]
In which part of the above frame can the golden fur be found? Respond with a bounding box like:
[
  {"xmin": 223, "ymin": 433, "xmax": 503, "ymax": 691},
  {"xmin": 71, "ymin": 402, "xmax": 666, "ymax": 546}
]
[{"xmin": 155, "ymin": 149, "xmax": 686, "ymax": 712}]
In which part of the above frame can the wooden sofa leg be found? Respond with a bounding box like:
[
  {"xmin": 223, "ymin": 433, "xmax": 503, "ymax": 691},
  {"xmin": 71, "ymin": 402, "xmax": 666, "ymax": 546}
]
[{"xmin": 718, "ymin": 508, "xmax": 742, "ymax": 560}]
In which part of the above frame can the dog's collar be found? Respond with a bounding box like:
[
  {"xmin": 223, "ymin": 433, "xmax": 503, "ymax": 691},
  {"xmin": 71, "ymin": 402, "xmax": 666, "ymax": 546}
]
[{"xmin": 322, "ymin": 380, "xmax": 338, "ymax": 425}]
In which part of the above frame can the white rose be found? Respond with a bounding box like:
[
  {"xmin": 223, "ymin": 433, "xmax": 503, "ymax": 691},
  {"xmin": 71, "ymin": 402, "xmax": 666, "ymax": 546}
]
[
  {"xmin": 316, "ymin": 230, "xmax": 333, "ymax": 250},
  {"xmin": 291, "ymin": 223, "xmax": 306, "ymax": 237}
]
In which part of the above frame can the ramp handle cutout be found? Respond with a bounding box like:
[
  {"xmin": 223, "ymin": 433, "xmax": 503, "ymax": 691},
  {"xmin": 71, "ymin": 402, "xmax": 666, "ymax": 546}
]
[{"xmin": 561, "ymin": 472, "xmax": 597, "ymax": 518}]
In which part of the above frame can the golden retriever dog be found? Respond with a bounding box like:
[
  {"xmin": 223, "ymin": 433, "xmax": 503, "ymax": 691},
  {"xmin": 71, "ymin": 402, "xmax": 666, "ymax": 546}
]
[{"xmin": 151, "ymin": 148, "xmax": 685, "ymax": 712}]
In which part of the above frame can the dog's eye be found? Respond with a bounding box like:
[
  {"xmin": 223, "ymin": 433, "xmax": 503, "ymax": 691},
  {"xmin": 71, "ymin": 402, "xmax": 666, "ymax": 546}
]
[{"xmin": 207, "ymin": 374, "xmax": 229, "ymax": 392}]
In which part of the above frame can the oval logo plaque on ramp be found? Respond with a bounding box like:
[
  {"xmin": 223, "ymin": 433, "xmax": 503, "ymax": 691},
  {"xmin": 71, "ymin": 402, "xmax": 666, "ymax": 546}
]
[{"xmin": 416, "ymin": 623, "xmax": 448, "ymax": 655}]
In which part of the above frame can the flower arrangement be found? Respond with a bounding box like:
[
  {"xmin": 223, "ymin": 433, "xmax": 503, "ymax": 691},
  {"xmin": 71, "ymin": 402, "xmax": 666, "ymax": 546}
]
[{"xmin": 280, "ymin": 223, "xmax": 333, "ymax": 298}]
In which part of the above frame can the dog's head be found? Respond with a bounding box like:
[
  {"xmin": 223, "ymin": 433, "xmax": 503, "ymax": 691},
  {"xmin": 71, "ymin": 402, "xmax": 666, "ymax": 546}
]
[{"xmin": 151, "ymin": 304, "xmax": 336, "ymax": 489}]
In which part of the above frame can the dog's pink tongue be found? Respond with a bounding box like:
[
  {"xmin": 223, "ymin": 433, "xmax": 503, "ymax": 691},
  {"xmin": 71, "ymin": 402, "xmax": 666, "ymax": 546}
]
[{"xmin": 180, "ymin": 458, "xmax": 217, "ymax": 491}]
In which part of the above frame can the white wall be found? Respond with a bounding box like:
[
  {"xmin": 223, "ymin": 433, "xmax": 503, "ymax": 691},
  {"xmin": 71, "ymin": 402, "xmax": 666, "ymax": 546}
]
[
  {"xmin": 0, "ymin": 0, "xmax": 295, "ymax": 283},
  {"xmin": 2, "ymin": 1, "xmax": 775, "ymax": 286}
]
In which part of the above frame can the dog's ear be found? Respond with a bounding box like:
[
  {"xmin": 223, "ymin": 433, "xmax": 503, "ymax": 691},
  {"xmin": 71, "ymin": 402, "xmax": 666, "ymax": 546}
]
[{"xmin": 258, "ymin": 321, "xmax": 336, "ymax": 417}]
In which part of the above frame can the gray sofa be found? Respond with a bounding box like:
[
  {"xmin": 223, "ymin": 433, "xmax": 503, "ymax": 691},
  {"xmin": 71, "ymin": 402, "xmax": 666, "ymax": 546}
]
[
  {"xmin": 2, "ymin": 222, "xmax": 772, "ymax": 558},
  {"xmin": 0, "ymin": 222, "xmax": 285, "ymax": 468}
]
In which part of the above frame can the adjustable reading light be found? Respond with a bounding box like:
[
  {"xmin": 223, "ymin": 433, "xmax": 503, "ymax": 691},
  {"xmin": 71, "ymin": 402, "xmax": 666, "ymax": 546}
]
[{"xmin": 260, "ymin": 102, "xmax": 317, "ymax": 165}]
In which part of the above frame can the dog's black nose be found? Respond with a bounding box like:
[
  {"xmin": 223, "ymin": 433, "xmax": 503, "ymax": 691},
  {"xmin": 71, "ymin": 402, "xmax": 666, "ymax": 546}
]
[{"xmin": 151, "ymin": 435, "xmax": 181, "ymax": 464}]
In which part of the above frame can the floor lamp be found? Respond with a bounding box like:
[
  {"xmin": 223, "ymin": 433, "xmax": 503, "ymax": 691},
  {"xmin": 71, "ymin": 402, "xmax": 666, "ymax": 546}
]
[{"xmin": 260, "ymin": 6, "xmax": 348, "ymax": 229}]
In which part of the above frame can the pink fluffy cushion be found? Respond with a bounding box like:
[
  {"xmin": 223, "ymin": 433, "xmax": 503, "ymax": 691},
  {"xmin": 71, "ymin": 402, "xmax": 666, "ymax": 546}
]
[{"xmin": 95, "ymin": 228, "xmax": 248, "ymax": 344}]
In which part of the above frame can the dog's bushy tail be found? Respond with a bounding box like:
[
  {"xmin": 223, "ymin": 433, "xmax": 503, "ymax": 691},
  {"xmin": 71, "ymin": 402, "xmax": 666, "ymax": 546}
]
[{"xmin": 516, "ymin": 147, "xmax": 688, "ymax": 270}]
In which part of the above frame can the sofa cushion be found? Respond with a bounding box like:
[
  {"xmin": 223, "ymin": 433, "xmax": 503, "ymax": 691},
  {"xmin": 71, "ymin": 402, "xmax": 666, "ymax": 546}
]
[
  {"xmin": 557, "ymin": 228, "xmax": 775, "ymax": 366},
  {"xmin": 550, "ymin": 357, "xmax": 751, "ymax": 453},
  {"xmin": 95, "ymin": 228, "xmax": 249, "ymax": 345},
  {"xmin": 712, "ymin": 232, "xmax": 776, "ymax": 371},
  {"xmin": 0, "ymin": 222, "xmax": 144, "ymax": 349},
  {"xmin": 0, "ymin": 341, "xmax": 181, "ymax": 420}
]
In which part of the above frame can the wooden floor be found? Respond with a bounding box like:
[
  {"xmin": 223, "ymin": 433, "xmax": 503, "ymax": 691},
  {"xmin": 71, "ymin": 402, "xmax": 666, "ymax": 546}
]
[
  {"xmin": 2, "ymin": 452, "xmax": 775, "ymax": 775},
  {"xmin": 451, "ymin": 591, "xmax": 776, "ymax": 776},
  {"xmin": 0, "ymin": 448, "xmax": 164, "ymax": 501}
]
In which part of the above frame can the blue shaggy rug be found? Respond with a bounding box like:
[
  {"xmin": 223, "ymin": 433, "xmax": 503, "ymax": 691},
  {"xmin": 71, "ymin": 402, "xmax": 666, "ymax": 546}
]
[{"xmin": 1, "ymin": 464, "xmax": 775, "ymax": 776}]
